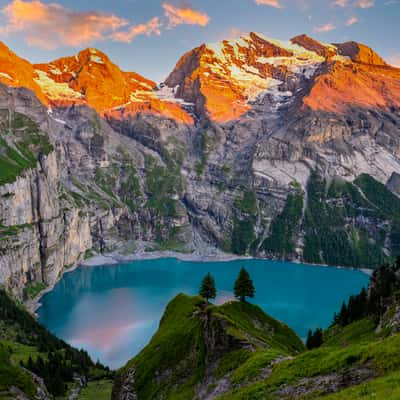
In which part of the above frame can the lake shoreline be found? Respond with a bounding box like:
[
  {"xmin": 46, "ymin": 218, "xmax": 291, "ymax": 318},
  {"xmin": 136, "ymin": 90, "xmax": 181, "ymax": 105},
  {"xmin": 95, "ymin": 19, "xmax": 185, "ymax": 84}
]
[{"xmin": 26, "ymin": 242, "xmax": 374, "ymax": 314}]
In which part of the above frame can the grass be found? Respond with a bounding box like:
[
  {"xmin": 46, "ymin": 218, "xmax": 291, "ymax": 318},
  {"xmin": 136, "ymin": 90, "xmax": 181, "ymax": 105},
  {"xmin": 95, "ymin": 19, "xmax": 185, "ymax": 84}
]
[
  {"xmin": 0, "ymin": 222, "xmax": 33, "ymax": 238},
  {"xmin": 0, "ymin": 110, "xmax": 54, "ymax": 185},
  {"xmin": 23, "ymin": 282, "xmax": 47, "ymax": 299},
  {"xmin": 78, "ymin": 379, "xmax": 113, "ymax": 400},
  {"xmin": 0, "ymin": 289, "xmax": 108, "ymax": 398},
  {"xmin": 218, "ymin": 331, "xmax": 400, "ymax": 399},
  {"xmin": 0, "ymin": 344, "xmax": 36, "ymax": 399},
  {"xmin": 116, "ymin": 294, "xmax": 305, "ymax": 400},
  {"xmin": 323, "ymin": 318, "xmax": 377, "ymax": 347},
  {"xmin": 215, "ymin": 349, "xmax": 252, "ymax": 380},
  {"xmin": 119, "ymin": 294, "xmax": 207, "ymax": 400},
  {"xmin": 231, "ymin": 348, "xmax": 284, "ymax": 385},
  {"xmin": 319, "ymin": 369, "xmax": 400, "ymax": 399},
  {"xmin": 0, "ymin": 340, "xmax": 42, "ymax": 365},
  {"xmin": 213, "ymin": 301, "xmax": 305, "ymax": 354}
]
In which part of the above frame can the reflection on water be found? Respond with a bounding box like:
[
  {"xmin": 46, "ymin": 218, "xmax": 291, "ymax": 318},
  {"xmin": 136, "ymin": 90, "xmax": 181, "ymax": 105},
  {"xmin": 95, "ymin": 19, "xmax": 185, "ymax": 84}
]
[{"xmin": 38, "ymin": 258, "xmax": 369, "ymax": 368}]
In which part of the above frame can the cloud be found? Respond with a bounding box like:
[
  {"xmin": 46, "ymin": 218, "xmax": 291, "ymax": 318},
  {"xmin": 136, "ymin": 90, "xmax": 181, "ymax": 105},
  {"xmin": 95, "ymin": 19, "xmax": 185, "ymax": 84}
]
[
  {"xmin": 356, "ymin": 0, "xmax": 374, "ymax": 7},
  {"xmin": 346, "ymin": 16, "xmax": 359, "ymax": 25},
  {"xmin": 111, "ymin": 17, "xmax": 161, "ymax": 43},
  {"xmin": 388, "ymin": 54, "xmax": 400, "ymax": 67},
  {"xmin": 227, "ymin": 27, "xmax": 247, "ymax": 39},
  {"xmin": 332, "ymin": 0, "xmax": 374, "ymax": 7},
  {"xmin": 314, "ymin": 23, "xmax": 336, "ymax": 32},
  {"xmin": 0, "ymin": 0, "xmax": 129, "ymax": 49},
  {"xmin": 254, "ymin": 0, "xmax": 283, "ymax": 8},
  {"xmin": 0, "ymin": 0, "xmax": 165, "ymax": 49},
  {"xmin": 162, "ymin": 2, "xmax": 210, "ymax": 28},
  {"xmin": 332, "ymin": 0, "xmax": 348, "ymax": 6}
]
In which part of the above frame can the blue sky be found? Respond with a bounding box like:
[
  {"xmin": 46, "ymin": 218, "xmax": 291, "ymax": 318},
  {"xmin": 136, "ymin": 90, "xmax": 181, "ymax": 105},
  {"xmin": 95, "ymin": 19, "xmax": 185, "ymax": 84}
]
[{"xmin": 0, "ymin": 0, "xmax": 399, "ymax": 82}]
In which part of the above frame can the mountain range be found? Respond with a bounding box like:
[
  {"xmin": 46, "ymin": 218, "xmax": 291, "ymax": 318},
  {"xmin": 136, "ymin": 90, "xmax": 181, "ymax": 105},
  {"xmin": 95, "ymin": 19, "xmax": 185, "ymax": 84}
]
[{"xmin": 0, "ymin": 32, "xmax": 400, "ymax": 296}]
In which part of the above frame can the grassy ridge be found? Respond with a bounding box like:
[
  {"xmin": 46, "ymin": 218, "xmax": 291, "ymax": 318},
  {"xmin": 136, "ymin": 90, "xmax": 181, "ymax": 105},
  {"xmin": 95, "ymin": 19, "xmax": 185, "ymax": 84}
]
[
  {"xmin": 115, "ymin": 294, "xmax": 305, "ymax": 400},
  {"xmin": 0, "ymin": 344, "xmax": 37, "ymax": 399}
]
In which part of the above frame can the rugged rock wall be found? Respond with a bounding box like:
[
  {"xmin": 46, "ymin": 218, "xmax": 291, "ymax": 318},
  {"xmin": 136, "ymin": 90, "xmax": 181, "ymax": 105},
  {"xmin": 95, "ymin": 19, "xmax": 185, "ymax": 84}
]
[
  {"xmin": 1, "ymin": 34, "xmax": 400, "ymax": 296},
  {"xmin": 0, "ymin": 85, "xmax": 194, "ymax": 297}
]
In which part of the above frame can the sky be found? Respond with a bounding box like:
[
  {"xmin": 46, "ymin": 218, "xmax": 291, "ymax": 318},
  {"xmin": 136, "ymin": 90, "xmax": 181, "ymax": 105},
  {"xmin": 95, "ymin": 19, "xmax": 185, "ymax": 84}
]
[{"xmin": 0, "ymin": 0, "xmax": 399, "ymax": 82}]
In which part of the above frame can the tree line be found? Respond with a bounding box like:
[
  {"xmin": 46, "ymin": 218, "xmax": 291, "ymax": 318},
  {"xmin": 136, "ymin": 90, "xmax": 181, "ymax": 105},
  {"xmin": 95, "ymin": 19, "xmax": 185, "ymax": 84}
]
[
  {"xmin": 0, "ymin": 289, "xmax": 110, "ymax": 397},
  {"xmin": 307, "ymin": 257, "xmax": 400, "ymax": 350},
  {"xmin": 199, "ymin": 267, "xmax": 255, "ymax": 302}
]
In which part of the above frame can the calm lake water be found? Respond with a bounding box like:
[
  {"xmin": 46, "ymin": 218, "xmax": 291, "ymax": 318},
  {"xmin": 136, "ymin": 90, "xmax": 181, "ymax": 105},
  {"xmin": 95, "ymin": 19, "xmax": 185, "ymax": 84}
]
[{"xmin": 38, "ymin": 258, "xmax": 369, "ymax": 369}]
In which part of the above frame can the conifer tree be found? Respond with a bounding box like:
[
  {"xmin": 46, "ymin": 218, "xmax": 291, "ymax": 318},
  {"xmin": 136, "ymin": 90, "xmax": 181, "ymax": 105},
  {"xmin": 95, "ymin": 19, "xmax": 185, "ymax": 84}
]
[
  {"xmin": 306, "ymin": 328, "xmax": 323, "ymax": 349},
  {"xmin": 199, "ymin": 272, "xmax": 217, "ymax": 302},
  {"xmin": 234, "ymin": 268, "xmax": 255, "ymax": 302}
]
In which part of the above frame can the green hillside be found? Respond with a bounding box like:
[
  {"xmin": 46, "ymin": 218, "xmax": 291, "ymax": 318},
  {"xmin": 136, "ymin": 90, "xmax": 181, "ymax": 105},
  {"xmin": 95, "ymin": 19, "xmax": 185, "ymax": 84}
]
[
  {"xmin": 112, "ymin": 294, "xmax": 304, "ymax": 400},
  {"xmin": 0, "ymin": 289, "xmax": 112, "ymax": 399}
]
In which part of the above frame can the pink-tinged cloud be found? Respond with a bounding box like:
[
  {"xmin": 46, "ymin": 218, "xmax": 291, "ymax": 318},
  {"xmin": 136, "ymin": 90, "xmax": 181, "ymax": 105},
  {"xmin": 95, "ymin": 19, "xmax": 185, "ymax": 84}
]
[
  {"xmin": 0, "ymin": 0, "xmax": 130, "ymax": 49},
  {"xmin": 0, "ymin": 0, "xmax": 163, "ymax": 49},
  {"xmin": 254, "ymin": 0, "xmax": 283, "ymax": 8},
  {"xmin": 314, "ymin": 23, "xmax": 336, "ymax": 32},
  {"xmin": 332, "ymin": 0, "xmax": 348, "ymax": 6},
  {"xmin": 162, "ymin": 2, "xmax": 210, "ymax": 28},
  {"xmin": 388, "ymin": 55, "xmax": 400, "ymax": 67},
  {"xmin": 357, "ymin": 0, "xmax": 374, "ymax": 7},
  {"xmin": 346, "ymin": 16, "xmax": 359, "ymax": 26},
  {"xmin": 333, "ymin": 0, "xmax": 374, "ymax": 7},
  {"xmin": 112, "ymin": 17, "xmax": 161, "ymax": 43}
]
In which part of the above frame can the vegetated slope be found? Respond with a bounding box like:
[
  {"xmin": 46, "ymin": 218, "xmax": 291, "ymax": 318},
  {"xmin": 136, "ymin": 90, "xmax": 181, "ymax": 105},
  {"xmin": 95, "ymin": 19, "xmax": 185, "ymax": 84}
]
[
  {"xmin": 113, "ymin": 259, "xmax": 400, "ymax": 400},
  {"xmin": 0, "ymin": 288, "xmax": 111, "ymax": 399},
  {"xmin": 217, "ymin": 260, "xmax": 400, "ymax": 399},
  {"xmin": 112, "ymin": 294, "xmax": 304, "ymax": 400}
]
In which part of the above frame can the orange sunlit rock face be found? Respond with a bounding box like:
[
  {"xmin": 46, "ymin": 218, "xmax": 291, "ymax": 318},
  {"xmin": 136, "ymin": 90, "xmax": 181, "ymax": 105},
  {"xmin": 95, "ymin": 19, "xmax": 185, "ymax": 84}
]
[
  {"xmin": 34, "ymin": 48, "xmax": 157, "ymax": 112},
  {"xmin": 0, "ymin": 42, "xmax": 48, "ymax": 105},
  {"xmin": 165, "ymin": 32, "xmax": 400, "ymax": 123},
  {"xmin": 0, "ymin": 35, "xmax": 399, "ymax": 125},
  {"xmin": 304, "ymin": 61, "xmax": 400, "ymax": 113},
  {"xmin": 105, "ymin": 98, "xmax": 194, "ymax": 124},
  {"xmin": 0, "ymin": 42, "xmax": 192, "ymax": 124},
  {"xmin": 165, "ymin": 32, "xmax": 298, "ymax": 122}
]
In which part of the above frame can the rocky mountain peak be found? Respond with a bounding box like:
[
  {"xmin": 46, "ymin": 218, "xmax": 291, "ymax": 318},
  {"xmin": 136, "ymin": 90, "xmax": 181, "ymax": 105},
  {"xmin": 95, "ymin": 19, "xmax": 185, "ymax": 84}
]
[
  {"xmin": 334, "ymin": 41, "xmax": 387, "ymax": 66},
  {"xmin": 164, "ymin": 32, "xmax": 330, "ymax": 121},
  {"xmin": 290, "ymin": 34, "xmax": 337, "ymax": 58},
  {"xmin": 163, "ymin": 32, "xmax": 400, "ymax": 121},
  {"xmin": 0, "ymin": 41, "xmax": 47, "ymax": 104},
  {"xmin": 33, "ymin": 48, "xmax": 158, "ymax": 113},
  {"xmin": 0, "ymin": 45, "xmax": 190, "ymax": 124}
]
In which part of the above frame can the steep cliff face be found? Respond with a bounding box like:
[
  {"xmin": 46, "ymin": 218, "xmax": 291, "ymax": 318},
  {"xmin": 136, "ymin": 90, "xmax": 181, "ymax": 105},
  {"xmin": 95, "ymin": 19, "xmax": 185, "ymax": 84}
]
[
  {"xmin": 0, "ymin": 82, "xmax": 194, "ymax": 297},
  {"xmin": 162, "ymin": 33, "xmax": 400, "ymax": 266},
  {"xmin": 0, "ymin": 33, "xmax": 400, "ymax": 296}
]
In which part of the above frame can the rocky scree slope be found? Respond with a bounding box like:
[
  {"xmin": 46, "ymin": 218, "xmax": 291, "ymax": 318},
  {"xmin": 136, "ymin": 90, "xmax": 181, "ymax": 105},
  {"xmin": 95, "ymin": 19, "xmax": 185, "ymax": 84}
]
[
  {"xmin": 0, "ymin": 33, "xmax": 400, "ymax": 296},
  {"xmin": 113, "ymin": 261, "xmax": 400, "ymax": 400}
]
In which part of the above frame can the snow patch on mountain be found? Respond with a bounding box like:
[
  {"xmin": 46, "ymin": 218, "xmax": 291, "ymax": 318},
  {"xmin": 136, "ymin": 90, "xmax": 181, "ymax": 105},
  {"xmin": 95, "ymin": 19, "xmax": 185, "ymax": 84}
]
[
  {"xmin": 34, "ymin": 70, "xmax": 82, "ymax": 100},
  {"xmin": 0, "ymin": 72, "xmax": 12, "ymax": 81}
]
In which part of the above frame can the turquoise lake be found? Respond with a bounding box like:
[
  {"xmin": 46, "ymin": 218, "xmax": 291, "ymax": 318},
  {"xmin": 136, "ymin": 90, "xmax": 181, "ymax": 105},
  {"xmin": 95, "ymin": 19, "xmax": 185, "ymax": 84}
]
[{"xmin": 38, "ymin": 258, "xmax": 369, "ymax": 369}]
